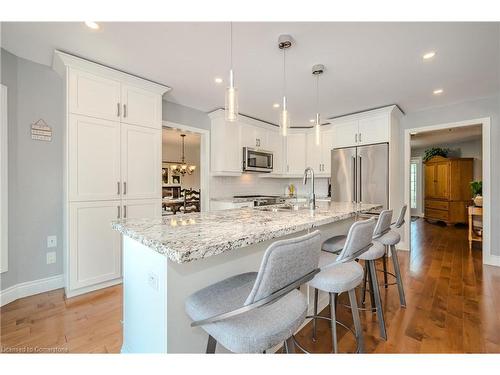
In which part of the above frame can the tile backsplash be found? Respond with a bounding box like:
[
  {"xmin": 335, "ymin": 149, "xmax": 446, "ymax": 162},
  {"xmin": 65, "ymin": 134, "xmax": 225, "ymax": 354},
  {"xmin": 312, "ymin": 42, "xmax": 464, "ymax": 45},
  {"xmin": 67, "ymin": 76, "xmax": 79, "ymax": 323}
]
[{"xmin": 210, "ymin": 174, "xmax": 329, "ymax": 198}]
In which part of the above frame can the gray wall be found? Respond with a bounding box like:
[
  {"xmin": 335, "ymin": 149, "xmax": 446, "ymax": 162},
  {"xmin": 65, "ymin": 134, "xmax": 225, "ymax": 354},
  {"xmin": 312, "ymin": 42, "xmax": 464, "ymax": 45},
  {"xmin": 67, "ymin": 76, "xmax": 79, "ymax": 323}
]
[
  {"xmin": 400, "ymin": 94, "xmax": 500, "ymax": 256},
  {"xmin": 162, "ymin": 100, "xmax": 211, "ymax": 131},
  {"xmin": 1, "ymin": 48, "xmax": 63, "ymax": 290}
]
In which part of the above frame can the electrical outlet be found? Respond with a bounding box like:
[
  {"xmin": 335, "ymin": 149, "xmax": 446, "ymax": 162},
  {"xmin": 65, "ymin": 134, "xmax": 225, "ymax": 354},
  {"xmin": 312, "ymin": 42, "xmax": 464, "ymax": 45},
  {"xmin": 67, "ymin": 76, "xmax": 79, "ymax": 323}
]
[
  {"xmin": 148, "ymin": 272, "xmax": 159, "ymax": 291},
  {"xmin": 47, "ymin": 235, "xmax": 57, "ymax": 248},
  {"xmin": 46, "ymin": 251, "xmax": 56, "ymax": 264}
]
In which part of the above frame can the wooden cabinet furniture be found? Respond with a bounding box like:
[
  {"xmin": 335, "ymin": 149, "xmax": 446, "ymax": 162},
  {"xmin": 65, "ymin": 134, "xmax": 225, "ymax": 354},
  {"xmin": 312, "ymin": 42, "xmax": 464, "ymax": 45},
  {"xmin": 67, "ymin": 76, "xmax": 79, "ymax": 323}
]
[
  {"xmin": 54, "ymin": 51, "xmax": 170, "ymax": 297},
  {"xmin": 468, "ymin": 206, "xmax": 483, "ymax": 250},
  {"xmin": 424, "ymin": 156, "xmax": 473, "ymax": 225}
]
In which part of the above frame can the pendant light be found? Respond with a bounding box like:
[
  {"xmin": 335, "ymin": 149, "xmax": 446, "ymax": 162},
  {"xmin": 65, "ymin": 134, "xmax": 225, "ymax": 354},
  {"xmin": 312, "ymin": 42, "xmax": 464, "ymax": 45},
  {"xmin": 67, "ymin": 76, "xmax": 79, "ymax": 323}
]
[
  {"xmin": 225, "ymin": 22, "xmax": 238, "ymax": 122},
  {"xmin": 170, "ymin": 134, "xmax": 196, "ymax": 175},
  {"xmin": 312, "ymin": 64, "xmax": 325, "ymax": 146},
  {"xmin": 278, "ymin": 35, "xmax": 293, "ymax": 137}
]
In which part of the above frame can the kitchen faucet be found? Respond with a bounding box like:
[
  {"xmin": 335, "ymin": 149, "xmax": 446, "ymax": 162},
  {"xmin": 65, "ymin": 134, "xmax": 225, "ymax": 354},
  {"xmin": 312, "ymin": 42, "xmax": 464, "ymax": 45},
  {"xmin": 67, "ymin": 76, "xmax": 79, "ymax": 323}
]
[{"xmin": 303, "ymin": 167, "xmax": 316, "ymax": 211}]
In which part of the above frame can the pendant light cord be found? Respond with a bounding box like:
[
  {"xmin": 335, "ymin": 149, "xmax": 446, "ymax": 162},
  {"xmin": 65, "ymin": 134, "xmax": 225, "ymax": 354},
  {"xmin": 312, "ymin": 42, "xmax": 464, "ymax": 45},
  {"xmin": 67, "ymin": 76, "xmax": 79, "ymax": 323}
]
[
  {"xmin": 230, "ymin": 22, "xmax": 233, "ymax": 71},
  {"xmin": 282, "ymin": 48, "xmax": 286, "ymax": 97},
  {"xmin": 316, "ymin": 74, "xmax": 319, "ymax": 114}
]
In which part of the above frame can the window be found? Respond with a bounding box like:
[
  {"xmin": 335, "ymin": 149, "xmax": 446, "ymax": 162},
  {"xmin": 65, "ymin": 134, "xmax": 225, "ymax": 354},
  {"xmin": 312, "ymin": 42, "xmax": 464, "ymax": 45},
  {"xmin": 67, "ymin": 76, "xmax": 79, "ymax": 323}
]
[
  {"xmin": 1, "ymin": 84, "xmax": 7, "ymax": 273},
  {"xmin": 410, "ymin": 162, "xmax": 417, "ymax": 209}
]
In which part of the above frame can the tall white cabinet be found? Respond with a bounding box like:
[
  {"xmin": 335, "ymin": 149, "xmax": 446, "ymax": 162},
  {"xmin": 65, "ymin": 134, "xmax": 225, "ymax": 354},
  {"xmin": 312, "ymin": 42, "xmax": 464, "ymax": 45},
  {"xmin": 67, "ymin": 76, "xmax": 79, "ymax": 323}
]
[{"xmin": 53, "ymin": 51, "xmax": 170, "ymax": 297}]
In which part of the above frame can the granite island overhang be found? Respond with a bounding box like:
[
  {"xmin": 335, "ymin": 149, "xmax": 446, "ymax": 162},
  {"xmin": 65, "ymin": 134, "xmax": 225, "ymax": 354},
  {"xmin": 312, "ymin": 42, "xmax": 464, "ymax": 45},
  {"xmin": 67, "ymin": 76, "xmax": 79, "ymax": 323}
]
[{"xmin": 112, "ymin": 201, "xmax": 381, "ymax": 353}]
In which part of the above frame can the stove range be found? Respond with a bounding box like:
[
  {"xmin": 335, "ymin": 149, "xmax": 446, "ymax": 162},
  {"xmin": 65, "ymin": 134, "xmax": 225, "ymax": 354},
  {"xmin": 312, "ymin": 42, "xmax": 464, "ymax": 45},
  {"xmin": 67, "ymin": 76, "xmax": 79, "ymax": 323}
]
[{"xmin": 233, "ymin": 195, "xmax": 285, "ymax": 207}]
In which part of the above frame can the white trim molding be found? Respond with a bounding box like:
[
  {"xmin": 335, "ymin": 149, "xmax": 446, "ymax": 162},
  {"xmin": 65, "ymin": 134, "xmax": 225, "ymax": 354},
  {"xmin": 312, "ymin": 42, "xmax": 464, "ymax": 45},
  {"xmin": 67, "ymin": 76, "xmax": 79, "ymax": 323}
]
[
  {"xmin": 162, "ymin": 121, "xmax": 210, "ymax": 212},
  {"xmin": 404, "ymin": 117, "xmax": 493, "ymax": 265},
  {"xmin": 0, "ymin": 275, "xmax": 64, "ymax": 307},
  {"xmin": 0, "ymin": 84, "xmax": 8, "ymax": 274}
]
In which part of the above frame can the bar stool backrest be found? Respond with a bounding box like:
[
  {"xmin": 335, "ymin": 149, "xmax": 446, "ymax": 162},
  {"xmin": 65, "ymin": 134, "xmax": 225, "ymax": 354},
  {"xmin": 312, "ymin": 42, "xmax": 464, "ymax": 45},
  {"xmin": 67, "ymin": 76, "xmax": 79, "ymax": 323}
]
[
  {"xmin": 336, "ymin": 218, "xmax": 376, "ymax": 263},
  {"xmin": 373, "ymin": 209, "xmax": 393, "ymax": 237},
  {"xmin": 244, "ymin": 230, "xmax": 322, "ymax": 305},
  {"xmin": 394, "ymin": 205, "xmax": 407, "ymax": 228}
]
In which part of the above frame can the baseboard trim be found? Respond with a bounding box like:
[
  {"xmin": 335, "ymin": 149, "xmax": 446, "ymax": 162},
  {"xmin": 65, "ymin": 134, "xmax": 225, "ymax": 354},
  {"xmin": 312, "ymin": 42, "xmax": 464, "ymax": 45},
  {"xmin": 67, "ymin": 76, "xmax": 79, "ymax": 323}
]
[
  {"xmin": 65, "ymin": 278, "xmax": 122, "ymax": 299},
  {"xmin": 483, "ymin": 254, "xmax": 500, "ymax": 267},
  {"xmin": 0, "ymin": 274, "xmax": 64, "ymax": 307}
]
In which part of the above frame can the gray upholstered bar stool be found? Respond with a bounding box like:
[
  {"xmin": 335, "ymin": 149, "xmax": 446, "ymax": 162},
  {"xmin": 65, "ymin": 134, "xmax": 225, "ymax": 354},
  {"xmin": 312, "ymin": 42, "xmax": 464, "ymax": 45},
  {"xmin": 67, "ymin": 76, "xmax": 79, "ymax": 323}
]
[
  {"xmin": 185, "ymin": 230, "xmax": 322, "ymax": 353},
  {"xmin": 305, "ymin": 218, "xmax": 377, "ymax": 354},
  {"xmin": 376, "ymin": 205, "xmax": 407, "ymax": 307}
]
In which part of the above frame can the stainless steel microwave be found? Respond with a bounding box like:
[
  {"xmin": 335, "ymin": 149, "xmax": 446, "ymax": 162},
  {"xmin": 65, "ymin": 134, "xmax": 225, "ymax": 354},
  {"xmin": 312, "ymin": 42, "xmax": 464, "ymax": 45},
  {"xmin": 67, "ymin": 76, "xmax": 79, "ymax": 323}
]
[{"xmin": 243, "ymin": 147, "xmax": 273, "ymax": 173}]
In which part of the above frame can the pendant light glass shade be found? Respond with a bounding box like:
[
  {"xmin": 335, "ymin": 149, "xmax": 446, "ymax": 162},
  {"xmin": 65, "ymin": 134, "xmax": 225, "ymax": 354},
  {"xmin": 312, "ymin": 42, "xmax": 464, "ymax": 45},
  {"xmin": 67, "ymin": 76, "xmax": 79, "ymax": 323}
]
[
  {"xmin": 312, "ymin": 64, "xmax": 325, "ymax": 146},
  {"xmin": 315, "ymin": 113, "xmax": 321, "ymax": 146},
  {"xmin": 280, "ymin": 96, "xmax": 289, "ymax": 136},
  {"xmin": 225, "ymin": 23, "xmax": 238, "ymax": 122}
]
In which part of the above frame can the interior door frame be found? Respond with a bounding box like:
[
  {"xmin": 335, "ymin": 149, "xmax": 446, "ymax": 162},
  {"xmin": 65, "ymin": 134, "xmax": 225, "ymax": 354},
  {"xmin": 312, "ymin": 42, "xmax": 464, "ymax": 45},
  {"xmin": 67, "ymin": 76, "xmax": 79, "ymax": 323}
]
[
  {"xmin": 410, "ymin": 156, "xmax": 423, "ymax": 217},
  {"xmin": 162, "ymin": 121, "xmax": 210, "ymax": 212},
  {"xmin": 404, "ymin": 117, "xmax": 493, "ymax": 266}
]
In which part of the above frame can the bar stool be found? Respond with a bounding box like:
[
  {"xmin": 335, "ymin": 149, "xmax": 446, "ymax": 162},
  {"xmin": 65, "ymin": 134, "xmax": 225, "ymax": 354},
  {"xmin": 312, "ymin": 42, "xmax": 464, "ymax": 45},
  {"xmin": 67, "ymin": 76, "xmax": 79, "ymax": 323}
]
[
  {"xmin": 185, "ymin": 230, "xmax": 322, "ymax": 353},
  {"xmin": 376, "ymin": 205, "xmax": 407, "ymax": 307},
  {"xmin": 303, "ymin": 218, "xmax": 377, "ymax": 353}
]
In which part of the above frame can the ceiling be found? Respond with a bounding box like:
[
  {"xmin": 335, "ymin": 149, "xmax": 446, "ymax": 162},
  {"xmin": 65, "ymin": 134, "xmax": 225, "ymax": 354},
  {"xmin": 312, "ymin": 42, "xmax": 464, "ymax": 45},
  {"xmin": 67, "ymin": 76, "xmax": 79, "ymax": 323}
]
[
  {"xmin": 410, "ymin": 124, "xmax": 482, "ymax": 149},
  {"xmin": 2, "ymin": 22, "xmax": 499, "ymax": 126}
]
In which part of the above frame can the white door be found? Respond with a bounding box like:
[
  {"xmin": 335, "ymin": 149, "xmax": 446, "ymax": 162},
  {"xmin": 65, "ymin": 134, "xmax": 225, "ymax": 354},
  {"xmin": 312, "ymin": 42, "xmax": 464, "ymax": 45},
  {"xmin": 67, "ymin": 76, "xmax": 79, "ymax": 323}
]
[
  {"xmin": 68, "ymin": 69, "xmax": 121, "ymax": 121},
  {"xmin": 321, "ymin": 130, "xmax": 335, "ymax": 175},
  {"xmin": 69, "ymin": 114, "xmax": 121, "ymax": 202},
  {"xmin": 69, "ymin": 201, "xmax": 122, "ymax": 290},
  {"xmin": 121, "ymin": 84, "xmax": 162, "ymax": 129},
  {"xmin": 286, "ymin": 133, "xmax": 306, "ymax": 174},
  {"xmin": 358, "ymin": 114, "xmax": 389, "ymax": 145},
  {"xmin": 267, "ymin": 130, "xmax": 284, "ymax": 174},
  {"xmin": 306, "ymin": 132, "xmax": 322, "ymax": 172},
  {"xmin": 122, "ymin": 124, "xmax": 162, "ymax": 200},
  {"xmin": 124, "ymin": 199, "xmax": 162, "ymax": 219},
  {"xmin": 332, "ymin": 120, "xmax": 359, "ymax": 149}
]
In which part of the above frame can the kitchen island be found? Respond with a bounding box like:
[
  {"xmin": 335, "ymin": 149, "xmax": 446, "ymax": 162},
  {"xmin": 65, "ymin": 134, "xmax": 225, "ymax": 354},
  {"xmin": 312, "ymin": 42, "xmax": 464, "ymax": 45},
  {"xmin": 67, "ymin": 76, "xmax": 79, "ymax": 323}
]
[{"xmin": 112, "ymin": 201, "xmax": 380, "ymax": 353}]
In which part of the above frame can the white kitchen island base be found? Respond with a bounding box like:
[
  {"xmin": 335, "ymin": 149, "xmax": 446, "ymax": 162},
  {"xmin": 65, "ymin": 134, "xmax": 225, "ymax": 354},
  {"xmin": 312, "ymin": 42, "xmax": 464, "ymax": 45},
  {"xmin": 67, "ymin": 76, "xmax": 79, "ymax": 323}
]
[{"xmin": 120, "ymin": 217, "xmax": 355, "ymax": 353}]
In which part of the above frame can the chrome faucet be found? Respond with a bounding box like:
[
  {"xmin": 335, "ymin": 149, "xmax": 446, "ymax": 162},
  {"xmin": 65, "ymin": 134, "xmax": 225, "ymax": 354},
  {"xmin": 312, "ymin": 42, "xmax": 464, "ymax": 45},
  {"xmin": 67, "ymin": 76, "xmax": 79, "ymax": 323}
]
[{"xmin": 303, "ymin": 167, "xmax": 316, "ymax": 211}]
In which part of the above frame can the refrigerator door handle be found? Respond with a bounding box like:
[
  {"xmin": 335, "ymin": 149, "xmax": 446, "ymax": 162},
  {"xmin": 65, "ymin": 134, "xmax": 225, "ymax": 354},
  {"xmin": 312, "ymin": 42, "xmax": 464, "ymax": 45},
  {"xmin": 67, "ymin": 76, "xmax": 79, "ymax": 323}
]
[
  {"xmin": 358, "ymin": 155, "xmax": 362, "ymax": 203},
  {"xmin": 352, "ymin": 155, "xmax": 357, "ymax": 203}
]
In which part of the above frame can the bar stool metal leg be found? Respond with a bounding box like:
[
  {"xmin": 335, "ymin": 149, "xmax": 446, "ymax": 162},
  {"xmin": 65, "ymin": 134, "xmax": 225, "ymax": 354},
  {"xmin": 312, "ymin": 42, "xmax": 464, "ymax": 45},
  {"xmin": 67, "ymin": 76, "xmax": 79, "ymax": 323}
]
[
  {"xmin": 348, "ymin": 288, "xmax": 364, "ymax": 353},
  {"xmin": 367, "ymin": 263, "xmax": 376, "ymax": 312},
  {"xmin": 390, "ymin": 244, "xmax": 406, "ymax": 307},
  {"xmin": 284, "ymin": 336, "xmax": 296, "ymax": 353},
  {"xmin": 206, "ymin": 335, "xmax": 217, "ymax": 353},
  {"xmin": 312, "ymin": 288, "xmax": 319, "ymax": 341},
  {"xmin": 329, "ymin": 292, "xmax": 338, "ymax": 353},
  {"xmin": 360, "ymin": 265, "xmax": 368, "ymax": 305},
  {"xmin": 367, "ymin": 260, "xmax": 387, "ymax": 340},
  {"xmin": 382, "ymin": 252, "xmax": 388, "ymax": 289}
]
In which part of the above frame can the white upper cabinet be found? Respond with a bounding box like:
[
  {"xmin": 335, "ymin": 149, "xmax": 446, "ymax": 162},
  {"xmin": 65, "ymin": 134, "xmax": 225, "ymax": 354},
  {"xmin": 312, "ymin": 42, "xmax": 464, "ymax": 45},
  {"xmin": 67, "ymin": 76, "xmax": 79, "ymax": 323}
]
[
  {"xmin": 267, "ymin": 130, "xmax": 284, "ymax": 174},
  {"xmin": 69, "ymin": 114, "xmax": 121, "ymax": 201},
  {"xmin": 285, "ymin": 133, "xmax": 306, "ymax": 174},
  {"xmin": 306, "ymin": 129, "xmax": 335, "ymax": 175},
  {"xmin": 121, "ymin": 124, "xmax": 162, "ymax": 200},
  {"xmin": 210, "ymin": 115, "xmax": 242, "ymax": 175},
  {"xmin": 306, "ymin": 132, "xmax": 322, "ymax": 172},
  {"xmin": 321, "ymin": 130, "xmax": 335, "ymax": 175},
  {"xmin": 121, "ymin": 84, "xmax": 162, "ymax": 129},
  {"xmin": 357, "ymin": 114, "xmax": 389, "ymax": 146},
  {"xmin": 332, "ymin": 120, "xmax": 359, "ymax": 149}
]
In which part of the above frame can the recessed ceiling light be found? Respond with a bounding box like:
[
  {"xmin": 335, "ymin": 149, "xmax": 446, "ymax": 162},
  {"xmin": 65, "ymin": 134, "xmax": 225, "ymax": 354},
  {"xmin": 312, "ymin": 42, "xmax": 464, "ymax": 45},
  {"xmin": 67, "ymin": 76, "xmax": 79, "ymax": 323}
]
[
  {"xmin": 214, "ymin": 77, "xmax": 223, "ymax": 84},
  {"xmin": 84, "ymin": 21, "xmax": 100, "ymax": 30},
  {"xmin": 423, "ymin": 51, "xmax": 436, "ymax": 60},
  {"xmin": 433, "ymin": 88, "xmax": 444, "ymax": 95},
  {"xmin": 272, "ymin": 103, "xmax": 280, "ymax": 108}
]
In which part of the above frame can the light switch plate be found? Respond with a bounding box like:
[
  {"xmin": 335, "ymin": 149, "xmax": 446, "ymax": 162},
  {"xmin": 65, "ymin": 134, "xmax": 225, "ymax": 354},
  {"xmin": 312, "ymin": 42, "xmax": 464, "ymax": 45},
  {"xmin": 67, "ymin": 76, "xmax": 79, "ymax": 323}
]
[
  {"xmin": 47, "ymin": 235, "xmax": 57, "ymax": 248},
  {"xmin": 46, "ymin": 251, "xmax": 56, "ymax": 264}
]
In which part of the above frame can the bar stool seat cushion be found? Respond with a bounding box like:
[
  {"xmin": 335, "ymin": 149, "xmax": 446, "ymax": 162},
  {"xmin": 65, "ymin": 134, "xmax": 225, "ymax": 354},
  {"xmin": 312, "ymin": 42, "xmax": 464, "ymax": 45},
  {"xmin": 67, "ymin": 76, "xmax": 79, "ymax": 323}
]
[
  {"xmin": 356, "ymin": 241, "xmax": 385, "ymax": 261},
  {"xmin": 321, "ymin": 235, "xmax": 347, "ymax": 254},
  {"xmin": 376, "ymin": 230, "xmax": 401, "ymax": 246},
  {"xmin": 185, "ymin": 272, "xmax": 308, "ymax": 353},
  {"xmin": 309, "ymin": 252, "xmax": 364, "ymax": 293}
]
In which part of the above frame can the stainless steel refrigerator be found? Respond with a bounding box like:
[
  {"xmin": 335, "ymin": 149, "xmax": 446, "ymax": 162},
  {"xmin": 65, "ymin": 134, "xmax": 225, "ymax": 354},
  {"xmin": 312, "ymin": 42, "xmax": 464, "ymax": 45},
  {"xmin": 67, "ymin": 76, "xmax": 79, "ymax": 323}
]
[{"xmin": 331, "ymin": 143, "xmax": 389, "ymax": 209}]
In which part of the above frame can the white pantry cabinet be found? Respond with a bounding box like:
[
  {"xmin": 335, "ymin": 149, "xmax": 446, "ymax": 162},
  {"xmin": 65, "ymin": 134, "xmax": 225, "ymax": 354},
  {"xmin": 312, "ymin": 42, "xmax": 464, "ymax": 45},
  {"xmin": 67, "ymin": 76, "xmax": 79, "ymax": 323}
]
[{"xmin": 54, "ymin": 50, "xmax": 170, "ymax": 298}]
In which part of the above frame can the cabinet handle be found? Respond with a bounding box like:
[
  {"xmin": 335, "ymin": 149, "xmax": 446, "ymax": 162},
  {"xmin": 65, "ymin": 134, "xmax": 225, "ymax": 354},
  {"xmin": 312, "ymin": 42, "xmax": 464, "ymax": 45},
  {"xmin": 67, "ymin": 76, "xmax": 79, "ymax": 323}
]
[
  {"xmin": 287, "ymin": 165, "xmax": 289, "ymax": 172},
  {"xmin": 123, "ymin": 182, "xmax": 127, "ymax": 195},
  {"xmin": 359, "ymin": 133, "xmax": 362, "ymax": 142},
  {"xmin": 124, "ymin": 205, "xmax": 127, "ymax": 218},
  {"xmin": 117, "ymin": 206, "xmax": 121, "ymax": 219},
  {"xmin": 355, "ymin": 133, "xmax": 358, "ymax": 143},
  {"xmin": 117, "ymin": 181, "xmax": 121, "ymax": 195},
  {"xmin": 123, "ymin": 104, "xmax": 127, "ymax": 118},
  {"xmin": 117, "ymin": 103, "xmax": 121, "ymax": 117}
]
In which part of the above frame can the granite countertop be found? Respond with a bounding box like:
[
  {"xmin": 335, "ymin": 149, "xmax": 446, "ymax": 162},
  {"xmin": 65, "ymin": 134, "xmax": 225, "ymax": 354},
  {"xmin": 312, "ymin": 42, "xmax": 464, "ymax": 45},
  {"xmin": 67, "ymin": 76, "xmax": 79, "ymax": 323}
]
[
  {"xmin": 210, "ymin": 195, "xmax": 331, "ymax": 203},
  {"xmin": 111, "ymin": 201, "xmax": 381, "ymax": 264}
]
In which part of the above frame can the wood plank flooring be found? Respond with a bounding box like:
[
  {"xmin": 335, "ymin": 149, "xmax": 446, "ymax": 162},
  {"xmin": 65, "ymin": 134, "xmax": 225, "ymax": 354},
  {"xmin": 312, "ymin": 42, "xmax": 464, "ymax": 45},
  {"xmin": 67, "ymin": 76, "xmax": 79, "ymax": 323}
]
[{"xmin": 1, "ymin": 219, "xmax": 500, "ymax": 353}]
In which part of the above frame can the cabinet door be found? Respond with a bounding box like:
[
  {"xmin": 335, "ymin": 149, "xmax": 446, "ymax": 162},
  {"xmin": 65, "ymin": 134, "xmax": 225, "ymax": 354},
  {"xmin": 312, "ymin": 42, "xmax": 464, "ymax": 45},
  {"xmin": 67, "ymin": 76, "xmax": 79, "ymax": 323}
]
[
  {"xmin": 69, "ymin": 69, "xmax": 121, "ymax": 121},
  {"xmin": 69, "ymin": 201, "xmax": 122, "ymax": 290},
  {"xmin": 69, "ymin": 114, "xmax": 121, "ymax": 201},
  {"xmin": 321, "ymin": 130, "xmax": 335, "ymax": 175},
  {"xmin": 267, "ymin": 130, "xmax": 284, "ymax": 174},
  {"xmin": 435, "ymin": 163, "xmax": 449, "ymax": 199},
  {"xmin": 124, "ymin": 199, "xmax": 162, "ymax": 219},
  {"xmin": 241, "ymin": 124, "xmax": 257, "ymax": 148},
  {"xmin": 332, "ymin": 120, "xmax": 359, "ymax": 148},
  {"xmin": 358, "ymin": 114, "xmax": 389, "ymax": 145},
  {"xmin": 286, "ymin": 133, "xmax": 306, "ymax": 174},
  {"xmin": 121, "ymin": 85, "xmax": 162, "ymax": 129},
  {"xmin": 306, "ymin": 132, "xmax": 322, "ymax": 172},
  {"xmin": 210, "ymin": 119, "xmax": 241, "ymax": 174},
  {"xmin": 122, "ymin": 124, "xmax": 162, "ymax": 199},
  {"xmin": 424, "ymin": 164, "xmax": 436, "ymax": 198}
]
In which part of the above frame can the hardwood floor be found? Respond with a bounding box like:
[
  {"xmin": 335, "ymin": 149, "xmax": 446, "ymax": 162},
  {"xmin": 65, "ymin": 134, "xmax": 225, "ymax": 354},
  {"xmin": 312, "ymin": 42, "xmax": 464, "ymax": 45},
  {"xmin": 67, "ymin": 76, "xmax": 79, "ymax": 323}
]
[{"xmin": 1, "ymin": 219, "xmax": 499, "ymax": 353}]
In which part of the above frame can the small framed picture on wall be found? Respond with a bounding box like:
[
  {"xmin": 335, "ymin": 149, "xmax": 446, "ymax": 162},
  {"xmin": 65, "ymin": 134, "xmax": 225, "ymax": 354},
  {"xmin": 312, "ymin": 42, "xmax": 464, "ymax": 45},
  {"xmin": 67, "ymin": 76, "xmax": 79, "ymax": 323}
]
[{"xmin": 172, "ymin": 175, "xmax": 181, "ymax": 185}]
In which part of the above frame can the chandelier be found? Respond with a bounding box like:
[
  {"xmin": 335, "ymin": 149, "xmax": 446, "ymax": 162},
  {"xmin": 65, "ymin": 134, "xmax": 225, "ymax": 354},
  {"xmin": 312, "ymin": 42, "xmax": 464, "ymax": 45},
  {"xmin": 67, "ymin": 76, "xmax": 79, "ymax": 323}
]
[{"xmin": 170, "ymin": 134, "xmax": 196, "ymax": 175}]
